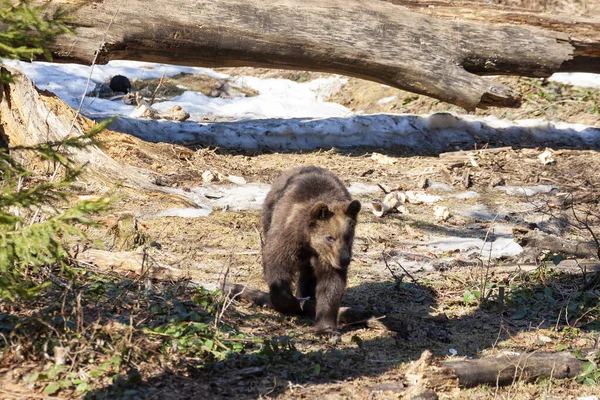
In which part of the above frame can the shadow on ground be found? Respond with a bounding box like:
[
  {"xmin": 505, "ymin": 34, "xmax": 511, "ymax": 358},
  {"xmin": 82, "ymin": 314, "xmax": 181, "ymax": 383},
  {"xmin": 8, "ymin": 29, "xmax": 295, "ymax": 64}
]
[{"xmin": 80, "ymin": 264, "xmax": 600, "ymax": 399}]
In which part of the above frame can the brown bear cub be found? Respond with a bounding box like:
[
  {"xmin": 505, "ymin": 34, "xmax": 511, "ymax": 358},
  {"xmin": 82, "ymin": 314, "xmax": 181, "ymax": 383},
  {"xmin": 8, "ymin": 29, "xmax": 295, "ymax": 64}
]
[{"xmin": 261, "ymin": 166, "xmax": 361, "ymax": 334}]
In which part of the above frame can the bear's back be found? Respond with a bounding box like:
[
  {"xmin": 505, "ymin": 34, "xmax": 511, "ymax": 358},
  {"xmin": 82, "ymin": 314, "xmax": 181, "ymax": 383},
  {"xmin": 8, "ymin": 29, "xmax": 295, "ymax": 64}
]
[{"xmin": 262, "ymin": 166, "xmax": 350, "ymax": 235}]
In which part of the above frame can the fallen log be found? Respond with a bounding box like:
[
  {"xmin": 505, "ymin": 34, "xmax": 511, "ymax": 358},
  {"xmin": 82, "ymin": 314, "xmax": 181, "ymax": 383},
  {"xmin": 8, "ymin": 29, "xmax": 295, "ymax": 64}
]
[
  {"xmin": 379, "ymin": 348, "xmax": 590, "ymax": 398},
  {"xmin": 442, "ymin": 350, "xmax": 588, "ymax": 387},
  {"xmin": 32, "ymin": 0, "xmax": 599, "ymax": 109},
  {"xmin": 549, "ymin": 191, "xmax": 600, "ymax": 209},
  {"xmin": 514, "ymin": 229, "xmax": 599, "ymax": 262}
]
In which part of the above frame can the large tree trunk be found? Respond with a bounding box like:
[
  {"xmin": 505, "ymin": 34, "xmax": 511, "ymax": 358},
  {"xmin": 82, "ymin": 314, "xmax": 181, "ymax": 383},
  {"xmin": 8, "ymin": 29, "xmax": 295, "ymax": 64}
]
[{"xmin": 33, "ymin": 0, "xmax": 599, "ymax": 110}]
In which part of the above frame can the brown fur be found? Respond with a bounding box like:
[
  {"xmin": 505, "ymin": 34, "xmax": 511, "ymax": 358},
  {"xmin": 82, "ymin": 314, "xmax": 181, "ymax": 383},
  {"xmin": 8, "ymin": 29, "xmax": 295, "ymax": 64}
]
[{"xmin": 261, "ymin": 166, "xmax": 361, "ymax": 333}]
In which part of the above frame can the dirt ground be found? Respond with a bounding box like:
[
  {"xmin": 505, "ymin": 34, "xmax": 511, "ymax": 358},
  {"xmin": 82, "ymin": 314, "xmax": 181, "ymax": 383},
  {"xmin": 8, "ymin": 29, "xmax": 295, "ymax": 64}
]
[{"xmin": 66, "ymin": 65, "xmax": 600, "ymax": 399}]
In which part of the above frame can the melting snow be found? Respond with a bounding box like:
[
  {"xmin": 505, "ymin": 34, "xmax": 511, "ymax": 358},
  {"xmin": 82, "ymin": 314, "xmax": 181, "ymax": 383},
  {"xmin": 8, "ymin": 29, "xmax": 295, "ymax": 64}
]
[
  {"xmin": 4, "ymin": 60, "xmax": 599, "ymax": 152},
  {"xmin": 549, "ymin": 72, "xmax": 600, "ymax": 88}
]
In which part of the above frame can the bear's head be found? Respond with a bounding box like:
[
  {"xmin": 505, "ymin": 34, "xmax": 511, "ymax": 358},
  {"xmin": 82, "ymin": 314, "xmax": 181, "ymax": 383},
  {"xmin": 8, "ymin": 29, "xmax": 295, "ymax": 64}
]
[{"xmin": 308, "ymin": 200, "xmax": 361, "ymax": 270}]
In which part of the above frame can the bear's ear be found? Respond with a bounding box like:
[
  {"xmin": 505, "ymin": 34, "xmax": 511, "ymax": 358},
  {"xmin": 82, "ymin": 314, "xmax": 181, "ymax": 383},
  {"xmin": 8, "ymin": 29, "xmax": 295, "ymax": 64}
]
[
  {"xmin": 310, "ymin": 201, "xmax": 330, "ymax": 221},
  {"xmin": 345, "ymin": 200, "xmax": 361, "ymax": 219}
]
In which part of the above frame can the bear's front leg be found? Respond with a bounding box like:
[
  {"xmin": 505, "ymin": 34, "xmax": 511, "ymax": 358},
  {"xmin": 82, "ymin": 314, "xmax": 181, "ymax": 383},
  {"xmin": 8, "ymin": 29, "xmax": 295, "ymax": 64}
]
[
  {"xmin": 297, "ymin": 262, "xmax": 317, "ymax": 300},
  {"xmin": 263, "ymin": 242, "xmax": 304, "ymax": 315},
  {"xmin": 269, "ymin": 280, "xmax": 303, "ymax": 315},
  {"xmin": 314, "ymin": 268, "xmax": 347, "ymax": 334}
]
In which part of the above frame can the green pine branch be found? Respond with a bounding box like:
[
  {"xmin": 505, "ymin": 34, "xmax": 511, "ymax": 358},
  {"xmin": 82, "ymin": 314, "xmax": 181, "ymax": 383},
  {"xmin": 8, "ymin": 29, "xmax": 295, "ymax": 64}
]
[{"xmin": 0, "ymin": 2, "xmax": 116, "ymax": 300}]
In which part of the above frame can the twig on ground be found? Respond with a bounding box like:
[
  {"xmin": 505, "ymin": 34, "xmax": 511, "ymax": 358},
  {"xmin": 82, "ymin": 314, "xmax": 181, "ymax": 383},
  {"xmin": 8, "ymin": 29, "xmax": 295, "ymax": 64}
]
[
  {"xmin": 381, "ymin": 250, "xmax": 403, "ymax": 285},
  {"xmin": 149, "ymin": 70, "xmax": 167, "ymax": 106},
  {"xmin": 254, "ymin": 223, "xmax": 264, "ymax": 249},
  {"xmin": 394, "ymin": 260, "xmax": 418, "ymax": 284}
]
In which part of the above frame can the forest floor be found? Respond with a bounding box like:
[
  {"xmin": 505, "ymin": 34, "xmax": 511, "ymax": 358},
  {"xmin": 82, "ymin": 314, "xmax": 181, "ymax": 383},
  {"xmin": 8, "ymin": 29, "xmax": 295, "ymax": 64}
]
[
  {"xmin": 90, "ymin": 98, "xmax": 600, "ymax": 399},
  {"xmin": 3, "ymin": 73, "xmax": 597, "ymax": 400},
  {"xmin": 2, "ymin": 3, "xmax": 600, "ymax": 398}
]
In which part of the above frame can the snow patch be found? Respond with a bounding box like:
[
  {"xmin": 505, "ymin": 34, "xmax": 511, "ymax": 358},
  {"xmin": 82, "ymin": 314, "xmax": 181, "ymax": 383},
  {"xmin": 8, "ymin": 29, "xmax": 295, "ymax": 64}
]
[
  {"xmin": 377, "ymin": 96, "xmax": 397, "ymax": 105},
  {"xmin": 450, "ymin": 191, "xmax": 481, "ymax": 200},
  {"xmin": 549, "ymin": 72, "xmax": 600, "ymax": 88},
  {"xmin": 428, "ymin": 233, "xmax": 523, "ymax": 259},
  {"xmin": 4, "ymin": 60, "xmax": 350, "ymax": 121},
  {"xmin": 494, "ymin": 185, "xmax": 559, "ymax": 197}
]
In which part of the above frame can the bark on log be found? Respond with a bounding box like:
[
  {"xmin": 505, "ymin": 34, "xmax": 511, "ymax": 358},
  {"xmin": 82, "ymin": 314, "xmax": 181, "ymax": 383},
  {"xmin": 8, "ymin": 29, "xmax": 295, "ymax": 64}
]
[
  {"xmin": 32, "ymin": 0, "xmax": 599, "ymax": 110},
  {"xmin": 442, "ymin": 350, "xmax": 588, "ymax": 387}
]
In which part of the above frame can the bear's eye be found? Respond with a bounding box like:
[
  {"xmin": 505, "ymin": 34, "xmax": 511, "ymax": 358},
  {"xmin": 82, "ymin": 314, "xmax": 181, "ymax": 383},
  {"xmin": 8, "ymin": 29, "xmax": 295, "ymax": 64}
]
[{"xmin": 325, "ymin": 235, "xmax": 336, "ymax": 243}]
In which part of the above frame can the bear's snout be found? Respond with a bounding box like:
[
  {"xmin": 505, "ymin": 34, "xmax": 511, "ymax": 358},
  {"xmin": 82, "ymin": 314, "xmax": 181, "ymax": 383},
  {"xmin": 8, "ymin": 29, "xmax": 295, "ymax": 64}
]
[
  {"xmin": 339, "ymin": 255, "xmax": 351, "ymax": 268},
  {"xmin": 338, "ymin": 248, "xmax": 351, "ymax": 269}
]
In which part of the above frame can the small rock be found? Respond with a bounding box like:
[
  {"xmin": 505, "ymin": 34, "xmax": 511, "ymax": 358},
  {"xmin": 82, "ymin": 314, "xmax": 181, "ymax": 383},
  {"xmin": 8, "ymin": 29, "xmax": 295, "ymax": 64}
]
[
  {"xmin": 371, "ymin": 152, "xmax": 398, "ymax": 165},
  {"xmin": 162, "ymin": 105, "xmax": 190, "ymax": 122},
  {"xmin": 202, "ymin": 170, "xmax": 217, "ymax": 183},
  {"xmin": 434, "ymin": 205, "xmax": 450, "ymax": 221},
  {"xmin": 538, "ymin": 334, "xmax": 552, "ymax": 343},
  {"xmin": 227, "ymin": 175, "xmax": 247, "ymax": 185},
  {"xmin": 538, "ymin": 148, "xmax": 555, "ymax": 165}
]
